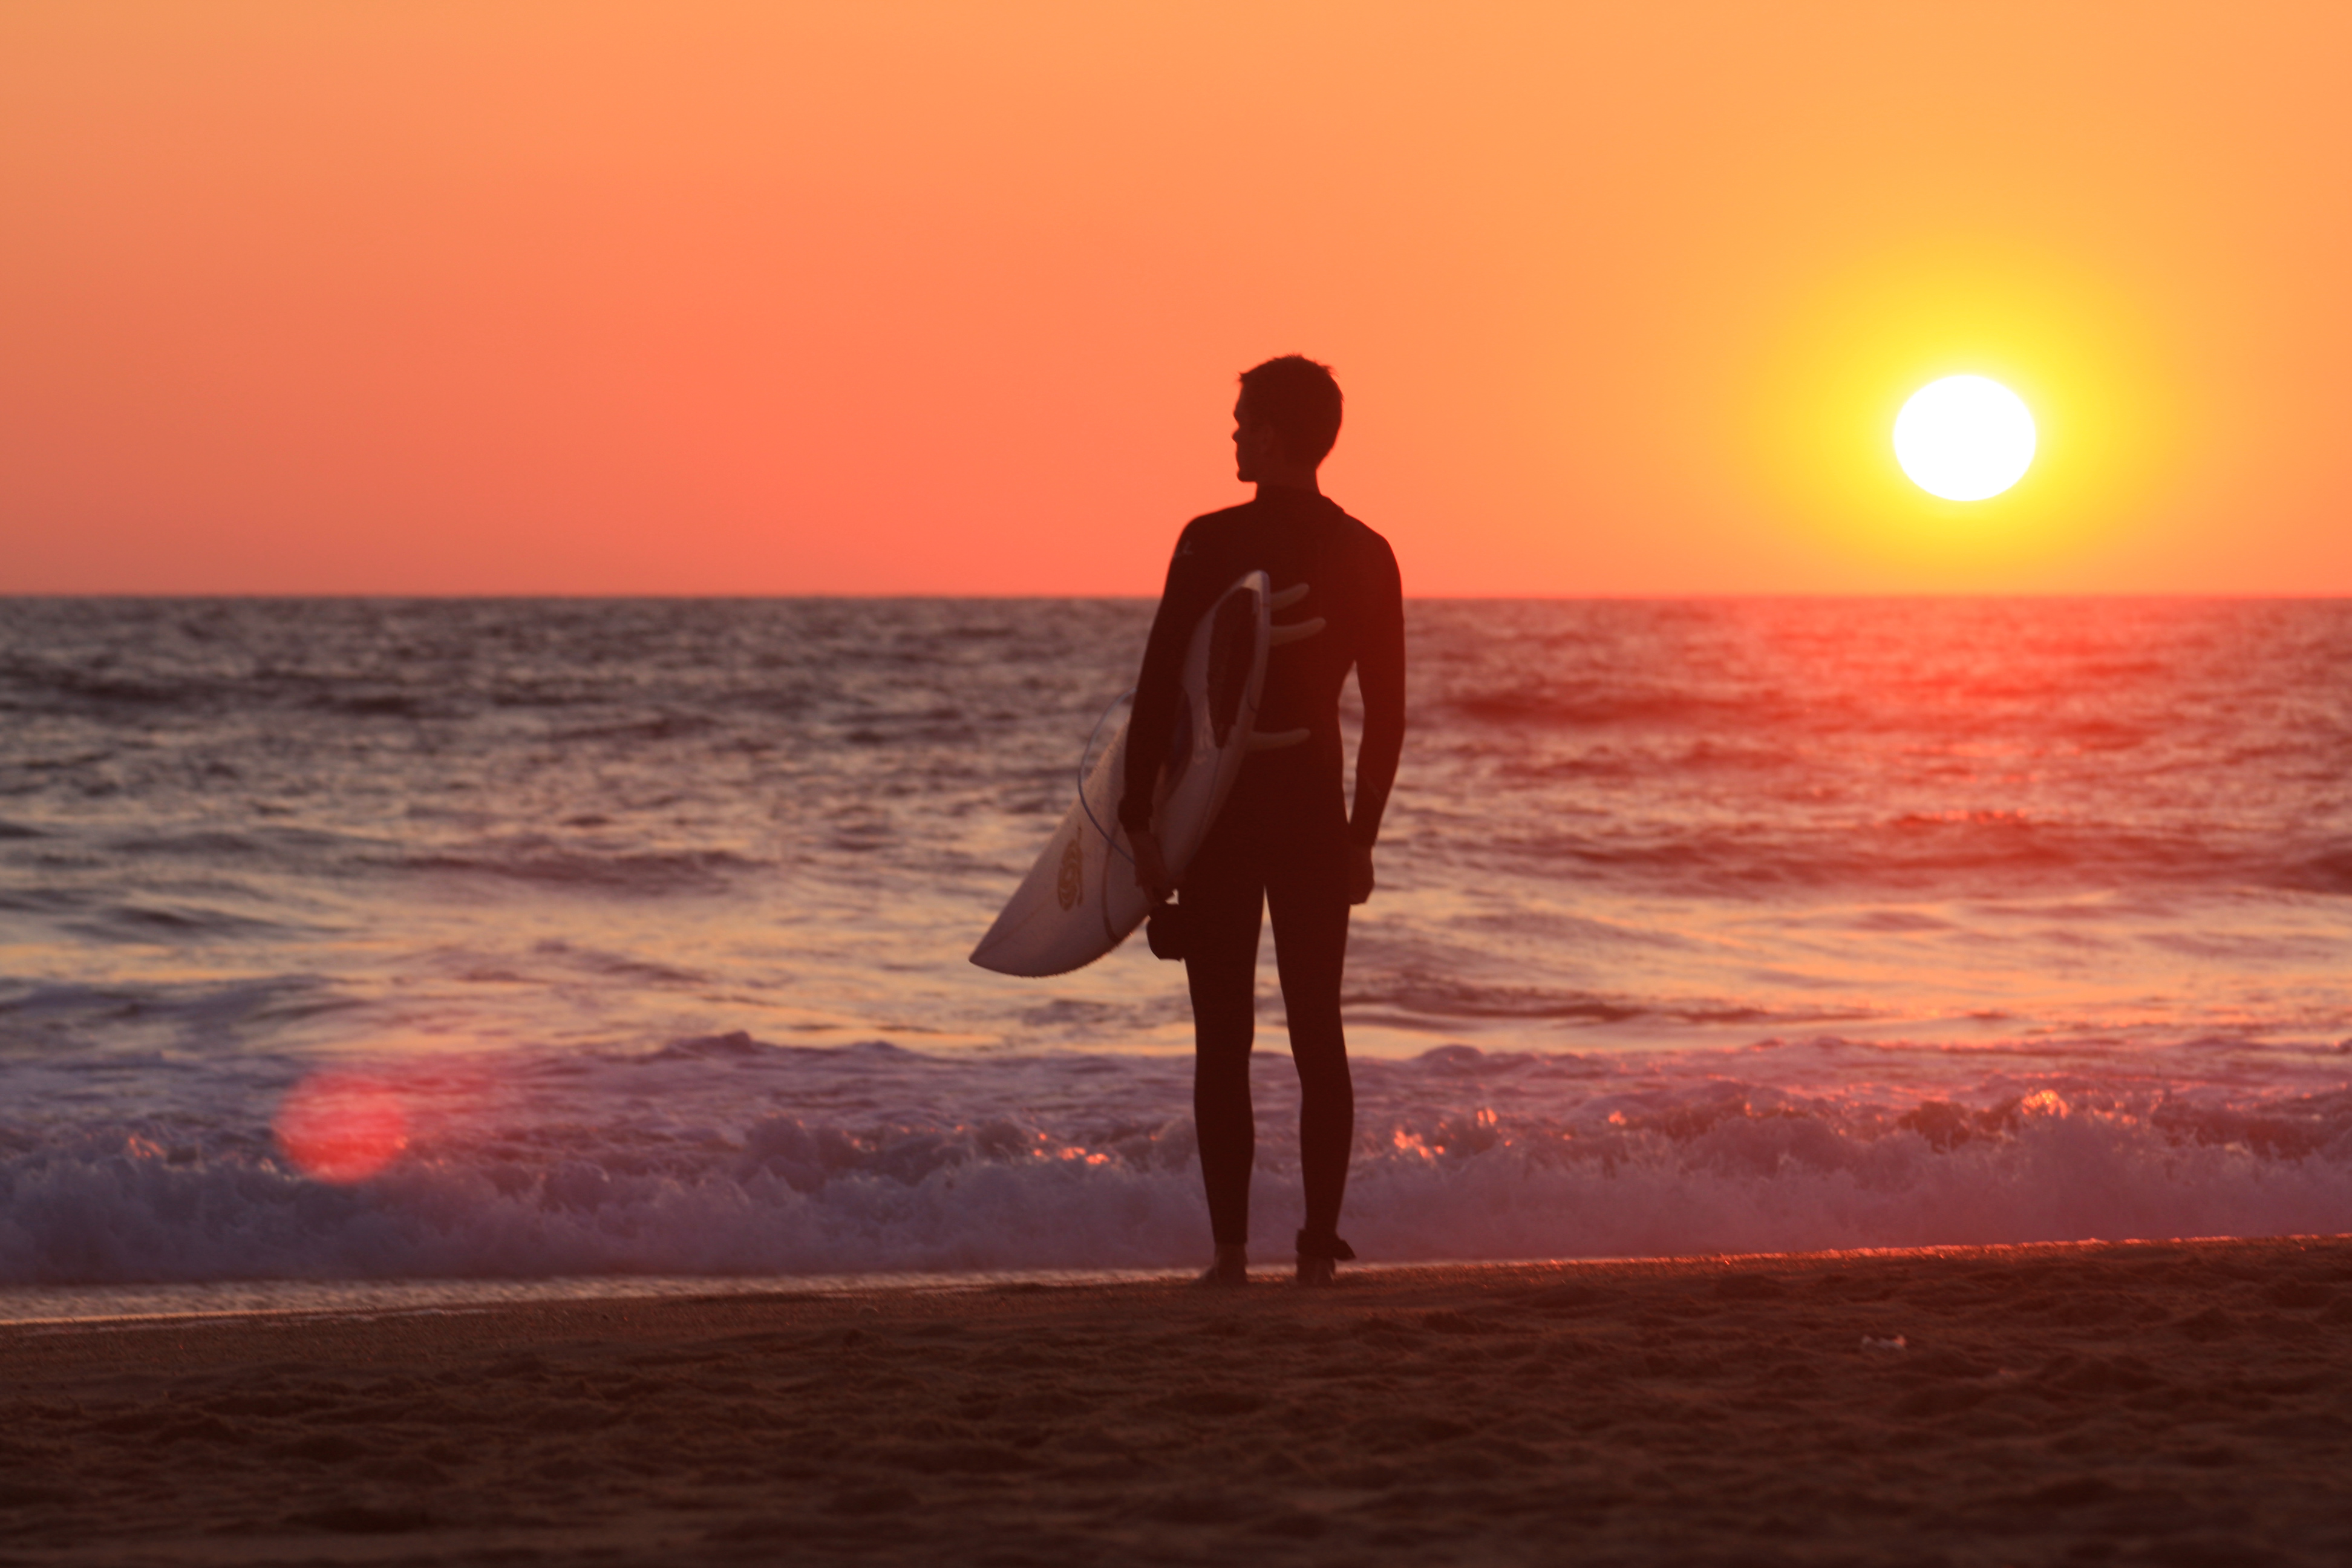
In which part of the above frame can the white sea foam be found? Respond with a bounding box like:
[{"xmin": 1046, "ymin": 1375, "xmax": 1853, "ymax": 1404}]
[{"xmin": 2, "ymin": 1040, "xmax": 2345, "ymax": 1287}]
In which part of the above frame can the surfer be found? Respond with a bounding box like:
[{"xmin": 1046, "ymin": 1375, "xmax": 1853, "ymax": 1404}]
[{"xmin": 1123, "ymin": 355, "xmax": 1405, "ymax": 1289}]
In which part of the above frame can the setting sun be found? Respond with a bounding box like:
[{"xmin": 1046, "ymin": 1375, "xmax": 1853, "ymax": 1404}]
[{"xmin": 1893, "ymin": 375, "xmax": 2038, "ymax": 501}]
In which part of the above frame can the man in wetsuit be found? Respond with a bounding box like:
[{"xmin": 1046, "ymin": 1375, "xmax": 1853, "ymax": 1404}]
[{"xmin": 1122, "ymin": 355, "xmax": 1405, "ymax": 1288}]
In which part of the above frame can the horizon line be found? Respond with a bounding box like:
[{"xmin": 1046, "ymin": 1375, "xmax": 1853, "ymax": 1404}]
[{"xmin": 4, "ymin": 590, "xmax": 2348, "ymax": 603}]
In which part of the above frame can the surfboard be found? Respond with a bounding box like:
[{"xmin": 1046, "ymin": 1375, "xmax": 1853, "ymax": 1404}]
[{"xmin": 970, "ymin": 570, "xmax": 1305, "ymax": 978}]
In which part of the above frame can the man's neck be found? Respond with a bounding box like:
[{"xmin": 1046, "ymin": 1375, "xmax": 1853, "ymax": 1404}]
[{"xmin": 1253, "ymin": 474, "xmax": 1321, "ymax": 499}]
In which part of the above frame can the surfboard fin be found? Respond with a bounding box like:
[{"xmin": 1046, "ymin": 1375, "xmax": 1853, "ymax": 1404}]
[
  {"xmin": 1247, "ymin": 727, "xmax": 1310, "ymax": 752},
  {"xmin": 1267, "ymin": 616, "xmax": 1326, "ymax": 647},
  {"xmin": 1269, "ymin": 583, "xmax": 1311, "ymax": 610}
]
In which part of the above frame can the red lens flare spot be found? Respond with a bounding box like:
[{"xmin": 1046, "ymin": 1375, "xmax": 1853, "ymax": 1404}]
[{"xmin": 274, "ymin": 1072, "xmax": 410, "ymax": 1183}]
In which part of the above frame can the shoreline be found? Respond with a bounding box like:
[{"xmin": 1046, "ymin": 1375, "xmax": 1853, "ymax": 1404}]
[
  {"xmin": 0, "ymin": 1266, "xmax": 1194, "ymax": 1330},
  {"xmin": 2, "ymin": 1232, "xmax": 2331, "ymax": 1328},
  {"xmin": 7, "ymin": 1232, "xmax": 2320, "ymax": 1330},
  {"xmin": 4, "ymin": 1236, "xmax": 2347, "ymax": 1564}
]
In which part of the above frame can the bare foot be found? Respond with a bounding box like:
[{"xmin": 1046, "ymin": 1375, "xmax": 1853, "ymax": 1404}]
[
  {"xmin": 1197, "ymin": 1244, "xmax": 1248, "ymax": 1287},
  {"xmin": 1295, "ymin": 1230, "xmax": 1353, "ymax": 1287}
]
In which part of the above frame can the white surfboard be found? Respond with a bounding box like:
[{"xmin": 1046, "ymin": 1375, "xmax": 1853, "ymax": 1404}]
[{"xmin": 971, "ymin": 570, "xmax": 1298, "ymax": 977}]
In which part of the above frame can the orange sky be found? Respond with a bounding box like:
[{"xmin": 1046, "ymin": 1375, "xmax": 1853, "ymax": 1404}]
[{"xmin": 5, "ymin": 2, "xmax": 2348, "ymax": 595}]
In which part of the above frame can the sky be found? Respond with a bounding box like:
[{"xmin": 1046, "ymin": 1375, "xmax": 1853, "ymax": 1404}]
[{"xmin": 4, "ymin": 2, "xmax": 2349, "ymax": 596}]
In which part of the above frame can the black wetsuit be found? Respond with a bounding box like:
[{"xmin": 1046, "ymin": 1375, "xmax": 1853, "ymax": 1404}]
[{"xmin": 1119, "ymin": 484, "xmax": 1405, "ymax": 1254}]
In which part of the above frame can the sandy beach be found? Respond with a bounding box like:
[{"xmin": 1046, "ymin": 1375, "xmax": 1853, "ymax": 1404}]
[{"xmin": 0, "ymin": 1237, "xmax": 2345, "ymax": 1566}]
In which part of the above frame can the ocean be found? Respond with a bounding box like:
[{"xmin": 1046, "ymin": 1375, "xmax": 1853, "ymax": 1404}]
[{"xmin": 2, "ymin": 597, "xmax": 2348, "ymax": 1313}]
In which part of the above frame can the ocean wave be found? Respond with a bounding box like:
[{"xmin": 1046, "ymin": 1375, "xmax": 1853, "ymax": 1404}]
[
  {"xmin": 315, "ymin": 690, "xmax": 454, "ymax": 720},
  {"xmin": 101, "ymin": 829, "xmax": 275, "ymax": 858},
  {"xmin": 0, "ymin": 977, "xmax": 361, "ymax": 1048},
  {"xmin": 4, "ymin": 1043, "xmax": 2348, "ymax": 1286},
  {"xmin": 8, "ymin": 667, "xmax": 224, "ymax": 711},
  {"xmin": 1344, "ymin": 978, "xmax": 1843, "ymax": 1029},
  {"xmin": 390, "ymin": 846, "xmax": 761, "ymax": 895},
  {"xmin": 65, "ymin": 902, "xmax": 301, "ymax": 944},
  {"xmin": 547, "ymin": 714, "xmax": 719, "ymax": 745},
  {"xmin": 1448, "ymin": 687, "xmax": 1769, "ymax": 731},
  {"xmin": 1465, "ymin": 816, "xmax": 2316, "ymax": 897}
]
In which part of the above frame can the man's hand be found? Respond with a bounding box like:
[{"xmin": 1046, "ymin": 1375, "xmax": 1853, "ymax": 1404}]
[
  {"xmin": 1348, "ymin": 841, "xmax": 1375, "ymax": 905},
  {"xmin": 1130, "ymin": 828, "xmax": 1175, "ymax": 899}
]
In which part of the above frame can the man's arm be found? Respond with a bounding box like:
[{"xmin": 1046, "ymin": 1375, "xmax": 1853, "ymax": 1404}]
[{"xmin": 1345, "ymin": 540, "xmax": 1406, "ymax": 901}]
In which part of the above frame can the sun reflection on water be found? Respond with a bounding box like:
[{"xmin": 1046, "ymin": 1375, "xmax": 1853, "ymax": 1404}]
[{"xmin": 273, "ymin": 1072, "xmax": 410, "ymax": 1183}]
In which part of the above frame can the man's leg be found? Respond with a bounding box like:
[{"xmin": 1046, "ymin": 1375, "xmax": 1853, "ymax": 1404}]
[
  {"xmin": 1181, "ymin": 832, "xmax": 1266, "ymax": 1254},
  {"xmin": 1266, "ymin": 839, "xmax": 1353, "ymax": 1261}
]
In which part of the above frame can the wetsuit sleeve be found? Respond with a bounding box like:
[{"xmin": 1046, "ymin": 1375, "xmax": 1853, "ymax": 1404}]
[
  {"xmin": 1119, "ymin": 524, "xmax": 1212, "ymax": 835},
  {"xmin": 1348, "ymin": 537, "xmax": 1406, "ymax": 848}
]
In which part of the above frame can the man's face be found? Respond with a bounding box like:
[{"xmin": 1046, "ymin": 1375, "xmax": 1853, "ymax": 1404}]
[{"xmin": 1232, "ymin": 394, "xmax": 1278, "ymax": 482}]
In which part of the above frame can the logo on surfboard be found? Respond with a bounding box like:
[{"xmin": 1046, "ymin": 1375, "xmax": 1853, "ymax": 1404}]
[
  {"xmin": 1056, "ymin": 832, "xmax": 1084, "ymax": 910},
  {"xmin": 1206, "ymin": 590, "xmax": 1256, "ymax": 746}
]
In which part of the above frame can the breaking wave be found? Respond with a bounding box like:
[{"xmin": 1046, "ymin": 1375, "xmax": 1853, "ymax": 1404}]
[{"xmin": 4, "ymin": 1040, "xmax": 2347, "ymax": 1287}]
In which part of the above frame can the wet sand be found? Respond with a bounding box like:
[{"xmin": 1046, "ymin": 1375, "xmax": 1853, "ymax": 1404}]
[{"xmin": 2, "ymin": 1236, "xmax": 2347, "ymax": 1566}]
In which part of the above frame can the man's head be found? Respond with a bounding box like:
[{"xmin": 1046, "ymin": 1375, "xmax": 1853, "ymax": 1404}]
[{"xmin": 1233, "ymin": 355, "xmax": 1342, "ymax": 485}]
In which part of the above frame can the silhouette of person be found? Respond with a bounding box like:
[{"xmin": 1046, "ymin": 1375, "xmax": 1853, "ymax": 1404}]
[{"xmin": 1123, "ymin": 356, "xmax": 1405, "ymax": 1287}]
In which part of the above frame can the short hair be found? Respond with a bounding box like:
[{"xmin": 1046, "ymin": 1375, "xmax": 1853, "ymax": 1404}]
[{"xmin": 1238, "ymin": 355, "xmax": 1343, "ymax": 465}]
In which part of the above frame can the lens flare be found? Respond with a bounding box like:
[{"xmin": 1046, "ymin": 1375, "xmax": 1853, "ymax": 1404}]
[
  {"xmin": 1892, "ymin": 376, "xmax": 2037, "ymax": 501},
  {"xmin": 274, "ymin": 1071, "xmax": 410, "ymax": 1183}
]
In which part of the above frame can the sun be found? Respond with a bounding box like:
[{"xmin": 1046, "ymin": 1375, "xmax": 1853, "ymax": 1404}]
[{"xmin": 1892, "ymin": 376, "xmax": 2037, "ymax": 501}]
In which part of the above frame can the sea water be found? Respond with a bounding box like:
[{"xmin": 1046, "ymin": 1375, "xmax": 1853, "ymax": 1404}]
[{"xmin": 2, "ymin": 598, "xmax": 2347, "ymax": 1310}]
